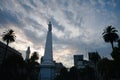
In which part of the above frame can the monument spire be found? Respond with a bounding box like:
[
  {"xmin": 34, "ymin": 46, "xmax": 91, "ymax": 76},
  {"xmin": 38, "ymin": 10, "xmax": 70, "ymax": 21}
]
[
  {"xmin": 39, "ymin": 22, "xmax": 55, "ymax": 80},
  {"xmin": 42, "ymin": 21, "xmax": 53, "ymax": 64}
]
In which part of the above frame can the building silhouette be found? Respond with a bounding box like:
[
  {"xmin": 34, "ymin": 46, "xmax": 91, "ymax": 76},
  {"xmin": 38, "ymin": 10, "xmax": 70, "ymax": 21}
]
[
  {"xmin": 0, "ymin": 41, "xmax": 21, "ymax": 66},
  {"xmin": 73, "ymin": 52, "xmax": 101, "ymax": 69},
  {"xmin": 74, "ymin": 55, "xmax": 89, "ymax": 69}
]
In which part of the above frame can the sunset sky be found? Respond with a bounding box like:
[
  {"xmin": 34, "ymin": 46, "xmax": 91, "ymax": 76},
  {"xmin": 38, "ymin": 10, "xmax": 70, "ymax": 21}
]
[{"xmin": 0, "ymin": 0, "xmax": 120, "ymax": 67}]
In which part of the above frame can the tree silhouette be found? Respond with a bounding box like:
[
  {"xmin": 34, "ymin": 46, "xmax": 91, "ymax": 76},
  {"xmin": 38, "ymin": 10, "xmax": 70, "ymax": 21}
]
[
  {"xmin": 30, "ymin": 52, "xmax": 39, "ymax": 62},
  {"xmin": 2, "ymin": 29, "xmax": 16, "ymax": 59},
  {"xmin": 69, "ymin": 66, "xmax": 78, "ymax": 80},
  {"xmin": 102, "ymin": 25, "xmax": 119, "ymax": 50},
  {"xmin": 111, "ymin": 39, "xmax": 120, "ymax": 61},
  {"xmin": 97, "ymin": 58, "xmax": 110, "ymax": 80},
  {"xmin": 26, "ymin": 52, "xmax": 39, "ymax": 80}
]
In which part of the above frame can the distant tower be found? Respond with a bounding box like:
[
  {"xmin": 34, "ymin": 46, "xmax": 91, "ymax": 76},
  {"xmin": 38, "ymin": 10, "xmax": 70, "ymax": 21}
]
[
  {"xmin": 39, "ymin": 22, "xmax": 55, "ymax": 80},
  {"xmin": 25, "ymin": 46, "xmax": 30, "ymax": 61}
]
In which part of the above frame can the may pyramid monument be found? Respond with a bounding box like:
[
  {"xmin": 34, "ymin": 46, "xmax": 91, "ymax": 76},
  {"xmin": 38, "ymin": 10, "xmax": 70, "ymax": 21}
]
[{"xmin": 38, "ymin": 22, "xmax": 55, "ymax": 80}]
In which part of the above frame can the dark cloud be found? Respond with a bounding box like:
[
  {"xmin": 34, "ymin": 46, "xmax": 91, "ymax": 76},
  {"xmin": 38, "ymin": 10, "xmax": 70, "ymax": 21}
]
[
  {"xmin": 16, "ymin": 0, "xmax": 35, "ymax": 13},
  {"xmin": 0, "ymin": 9, "xmax": 20, "ymax": 27},
  {"xmin": 64, "ymin": 10, "xmax": 83, "ymax": 27},
  {"xmin": 28, "ymin": 0, "xmax": 37, "ymax": 7},
  {"xmin": 25, "ymin": 17, "xmax": 46, "ymax": 31},
  {"xmin": 56, "ymin": 0, "xmax": 69, "ymax": 7},
  {"xmin": 50, "ymin": 17, "xmax": 65, "ymax": 32},
  {"xmin": 22, "ymin": 4, "xmax": 33, "ymax": 12},
  {"xmin": 22, "ymin": 28, "xmax": 45, "ymax": 45},
  {"xmin": 40, "ymin": 0, "xmax": 48, "ymax": 5},
  {"xmin": 64, "ymin": 10, "xmax": 74, "ymax": 21}
]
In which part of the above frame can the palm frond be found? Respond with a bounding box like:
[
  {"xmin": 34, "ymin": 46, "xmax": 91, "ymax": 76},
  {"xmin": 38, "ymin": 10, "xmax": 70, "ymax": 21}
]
[
  {"xmin": 102, "ymin": 25, "xmax": 119, "ymax": 49},
  {"xmin": 2, "ymin": 29, "xmax": 16, "ymax": 45}
]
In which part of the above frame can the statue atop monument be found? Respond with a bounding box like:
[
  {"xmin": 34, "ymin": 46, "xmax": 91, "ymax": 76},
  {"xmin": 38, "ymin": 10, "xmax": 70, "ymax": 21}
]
[
  {"xmin": 25, "ymin": 46, "xmax": 30, "ymax": 61},
  {"xmin": 48, "ymin": 22, "xmax": 52, "ymax": 32}
]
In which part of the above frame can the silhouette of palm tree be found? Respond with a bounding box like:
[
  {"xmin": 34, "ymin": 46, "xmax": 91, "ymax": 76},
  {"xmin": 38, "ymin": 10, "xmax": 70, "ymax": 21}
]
[
  {"xmin": 102, "ymin": 25, "xmax": 119, "ymax": 50},
  {"xmin": 2, "ymin": 29, "xmax": 16, "ymax": 59}
]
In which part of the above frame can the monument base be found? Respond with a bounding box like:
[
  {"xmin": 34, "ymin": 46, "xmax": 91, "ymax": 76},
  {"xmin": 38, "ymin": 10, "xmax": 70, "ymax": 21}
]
[{"xmin": 39, "ymin": 64, "xmax": 55, "ymax": 80}]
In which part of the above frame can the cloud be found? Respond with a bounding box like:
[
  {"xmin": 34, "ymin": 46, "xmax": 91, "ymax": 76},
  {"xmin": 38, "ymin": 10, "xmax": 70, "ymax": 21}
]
[
  {"xmin": 0, "ymin": 0, "xmax": 120, "ymax": 67},
  {"xmin": 0, "ymin": 9, "xmax": 20, "ymax": 27}
]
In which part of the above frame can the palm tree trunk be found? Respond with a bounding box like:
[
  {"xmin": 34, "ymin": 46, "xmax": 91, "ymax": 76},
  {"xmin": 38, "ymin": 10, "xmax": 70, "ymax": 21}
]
[{"xmin": 110, "ymin": 41, "xmax": 114, "ymax": 50}]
